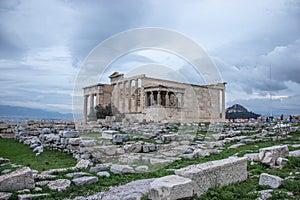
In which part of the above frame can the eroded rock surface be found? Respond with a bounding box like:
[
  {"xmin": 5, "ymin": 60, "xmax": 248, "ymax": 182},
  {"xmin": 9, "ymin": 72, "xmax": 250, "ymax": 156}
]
[
  {"xmin": 175, "ymin": 157, "xmax": 248, "ymax": 196},
  {"xmin": 47, "ymin": 179, "xmax": 71, "ymax": 192},
  {"xmin": 74, "ymin": 178, "xmax": 155, "ymax": 200},
  {"xmin": 72, "ymin": 176, "xmax": 98, "ymax": 186},
  {"xmin": 259, "ymin": 173, "xmax": 284, "ymax": 188},
  {"xmin": 110, "ymin": 164, "xmax": 135, "ymax": 174},
  {"xmin": 0, "ymin": 167, "xmax": 35, "ymax": 192},
  {"xmin": 148, "ymin": 175, "xmax": 194, "ymax": 200},
  {"xmin": 258, "ymin": 145, "xmax": 289, "ymax": 166}
]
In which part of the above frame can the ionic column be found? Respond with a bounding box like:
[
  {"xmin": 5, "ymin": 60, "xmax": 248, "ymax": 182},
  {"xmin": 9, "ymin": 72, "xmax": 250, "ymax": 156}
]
[
  {"xmin": 217, "ymin": 89, "xmax": 220, "ymax": 120},
  {"xmin": 135, "ymin": 79, "xmax": 138, "ymax": 111},
  {"xmin": 222, "ymin": 89, "xmax": 225, "ymax": 121},
  {"xmin": 117, "ymin": 82, "xmax": 120, "ymax": 109},
  {"xmin": 141, "ymin": 88, "xmax": 145, "ymax": 111},
  {"xmin": 90, "ymin": 94, "xmax": 94, "ymax": 111},
  {"xmin": 96, "ymin": 93, "xmax": 100, "ymax": 105},
  {"xmin": 83, "ymin": 95, "xmax": 88, "ymax": 123},
  {"xmin": 157, "ymin": 91, "xmax": 161, "ymax": 105},
  {"xmin": 128, "ymin": 80, "xmax": 132, "ymax": 112}
]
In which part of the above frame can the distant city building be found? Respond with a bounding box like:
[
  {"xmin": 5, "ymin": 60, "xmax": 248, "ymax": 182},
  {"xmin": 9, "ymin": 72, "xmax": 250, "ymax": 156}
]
[{"xmin": 83, "ymin": 72, "xmax": 226, "ymax": 123}]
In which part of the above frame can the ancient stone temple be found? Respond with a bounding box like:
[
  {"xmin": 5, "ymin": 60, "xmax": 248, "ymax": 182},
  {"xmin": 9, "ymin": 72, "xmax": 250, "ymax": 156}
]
[{"xmin": 83, "ymin": 72, "xmax": 226, "ymax": 123}]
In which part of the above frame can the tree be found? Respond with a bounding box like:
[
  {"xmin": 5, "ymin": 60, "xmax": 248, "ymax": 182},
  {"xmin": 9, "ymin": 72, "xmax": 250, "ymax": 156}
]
[{"xmin": 95, "ymin": 103, "xmax": 113, "ymax": 119}]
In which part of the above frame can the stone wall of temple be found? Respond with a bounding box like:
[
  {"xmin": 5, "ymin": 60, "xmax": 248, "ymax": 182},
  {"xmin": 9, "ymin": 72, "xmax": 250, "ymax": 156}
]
[{"xmin": 84, "ymin": 74, "xmax": 225, "ymax": 123}]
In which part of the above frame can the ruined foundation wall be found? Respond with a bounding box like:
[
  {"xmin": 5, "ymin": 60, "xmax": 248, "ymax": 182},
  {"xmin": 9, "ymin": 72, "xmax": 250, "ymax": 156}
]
[{"xmin": 175, "ymin": 157, "xmax": 248, "ymax": 196}]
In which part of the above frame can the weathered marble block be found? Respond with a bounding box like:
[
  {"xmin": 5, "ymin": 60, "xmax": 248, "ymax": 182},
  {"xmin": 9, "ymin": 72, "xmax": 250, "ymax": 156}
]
[
  {"xmin": 259, "ymin": 173, "xmax": 283, "ymax": 188},
  {"xmin": 175, "ymin": 157, "xmax": 248, "ymax": 196},
  {"xmin": 110, "ymin": 164, "xmax": 135, "ymax": 174},
  {"xmin": 0, "ymin": 167, "xmax": 35, "ymax": 191},
  {"xmin": 62, "ymin": 131, "xmax": 79, "ymax": 138},
  {"xmin": 149, "ymin": 175, "xmax": 194, "ymax": 200},
  {"xmin": 102, "ymin": 130, "xmax": 119, "ymax": 139},
  {"xmin": 258, "ymin": 145, "xmax": 289, "ymax": 166}
]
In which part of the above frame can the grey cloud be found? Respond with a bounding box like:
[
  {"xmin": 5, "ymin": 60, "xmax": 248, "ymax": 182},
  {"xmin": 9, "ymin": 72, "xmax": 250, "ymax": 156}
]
[
  {"xmin": 178, "ymin": 65, "xmax": 205, "ymax": 85},
  {"xmin": 227, "ymin": 94, "xmax": 300, "ymax": 116},
  {"xmin": 215, "ymin": 38, "xmax": 300, "ymax": 97},
  {"xmin": 249, "ymin": 80, "xmax": 287, "ymax": 93},
  {"xmin": 209, "ymin": 0, "xmax": 300, "ymax": 67},
  {"xmin": 99, "ymin": 53, "xmax": 156, "ymax": 82},
  {"xmin": 66, "ymin": 0, "xmax": 150, "ymax": 67},
  {"xmin": 0, "ymin": 0, "xmax": 299, "ymax": 115},
  {"xmin": 0, "ymin": 1, "xmax": 20, "ymax": 9},
  {"xmin": 260, "ymin": 40, "xmax": 300, "ymax": 84},
  {"xmin": 0, "ymin": 26, "xmax": 27, "ymax": 59}
]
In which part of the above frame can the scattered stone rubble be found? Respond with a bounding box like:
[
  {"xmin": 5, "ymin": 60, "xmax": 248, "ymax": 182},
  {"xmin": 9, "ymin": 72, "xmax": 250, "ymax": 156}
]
[
  {"xmin": 149, "ymin": 175, "xmax": 194, "ymax": 200},
  {"xmin": 0, "ymin": 167, "xmax": 35, "ymax": 191},
  {"xmin": 1, "ymin": 138, "xmax": 300, "ymax": 199},
  {"xmin": 0, "ymin": 123, "xmax": 16, "ymax": 134},
  {"xmin": 72, "ymin": 176, "xmax": 99, "ymax": 186},
  {"xmin": 0, "ymin": 120, "xmax": 299, "ymax": 199},
  {"xmin": 47, "ymin": 179, "xmax": 71, "ymax": 191},
  {"xmin": 11, "ymin": 120, "xmax": 299, "ymax": 169},
  {"xmin": 259, "ymin": 173, "xmax": 284, "ymax": 188},
  {"xmin": 258, "ymin": 145, "xmax": 289, "ymax": 167},
  {"xmin": 175, "ymin": 157, "xmax": 248, "ymax": 196},
  {"xmin": 74, "ymin": 178, "xmax": 156, "ymax": 200}
]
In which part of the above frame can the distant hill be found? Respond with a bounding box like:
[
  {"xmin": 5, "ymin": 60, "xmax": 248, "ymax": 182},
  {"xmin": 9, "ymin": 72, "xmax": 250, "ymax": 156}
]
[
  {"xmin": 0, "ymin": 105, "xmax": 73, "ymax": 120},
  {"xmin": 226, "ymin": 104, "xmax": 260, "ymax": 119}
]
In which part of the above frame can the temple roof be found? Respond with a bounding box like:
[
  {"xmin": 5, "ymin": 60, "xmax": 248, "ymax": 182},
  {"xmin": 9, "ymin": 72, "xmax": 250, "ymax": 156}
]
[{"xmin": 109, "ymin": 72, "xmax": 123, "ymax": 78}]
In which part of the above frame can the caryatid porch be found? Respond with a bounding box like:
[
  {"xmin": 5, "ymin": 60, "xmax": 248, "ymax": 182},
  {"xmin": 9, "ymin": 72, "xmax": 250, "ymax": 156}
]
[{"xmin": 144, "ymin": 85, "xmax": 185, "ymax": 108}]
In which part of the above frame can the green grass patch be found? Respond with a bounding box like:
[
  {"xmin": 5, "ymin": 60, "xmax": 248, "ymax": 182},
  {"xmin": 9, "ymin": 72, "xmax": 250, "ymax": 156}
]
[
  {"xmin": 1, "ymin": 130, "xmax": 299, "ymax": 199},
  {"xmin": 0, "ymin": 138, "xmax": 76, "ymax": 172},
  {"xmin": 197, "ymin": 157, "xmax": 300, "ymax": 200}
]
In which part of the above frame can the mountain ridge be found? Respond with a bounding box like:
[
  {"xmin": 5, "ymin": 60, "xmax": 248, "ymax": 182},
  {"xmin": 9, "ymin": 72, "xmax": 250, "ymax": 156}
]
[
  {"xmin": 226, "ymin": 104, "xmax": 260, "ymax": 119},
  {"xmin": 0, "ymin": 105, "xmax": 73, "ymax": 119}
]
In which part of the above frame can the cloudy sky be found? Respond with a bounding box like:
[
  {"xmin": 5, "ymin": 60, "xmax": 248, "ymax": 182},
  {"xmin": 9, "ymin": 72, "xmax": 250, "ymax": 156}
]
[{"xmin": 0, "ymin": 0, "xmax": 299, "ymax": 117}]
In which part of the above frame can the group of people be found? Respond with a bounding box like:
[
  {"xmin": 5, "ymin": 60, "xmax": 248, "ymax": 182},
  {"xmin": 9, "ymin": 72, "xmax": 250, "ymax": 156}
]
[{"xmin": 265, "ymin": 114, "xmax": 295, "ymax": 122}]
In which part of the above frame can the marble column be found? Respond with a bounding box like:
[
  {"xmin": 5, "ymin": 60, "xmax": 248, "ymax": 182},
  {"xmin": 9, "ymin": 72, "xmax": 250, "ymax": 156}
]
[
  {"xmin": 96, "ymin": 93, "xmax": 100, "ymax": 105},
  {"xmin": 217, "ymin": 89, "xmax": 220, "ymax": 120},
  {"xmin": 222, "ymin": 89, "xmax": 226, "ymax": 121},
  {"xmin": 90, "ymin": 94, "xmax": 94, "ymax": 111},
  {"xmin": 83, "ymin": 95, "xmax": 88, "ymax": 123},
  {"xmin": 141, "ymin": 89, "xmax": 145, "ymax": 111},
  {"xmin": 117, "ymin": 82, "xmax": 120, "ymax": 109},
  {"xmin": 122, "ymin": 81, "xmax": 126, "ymax": 112},
  {"xmin": 128, "ymin": 80, "xmax": 132, "ymax": 112},
  {"xmin": 135, "ymin": 79, "xmax": 138, "ymax": 111}
]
